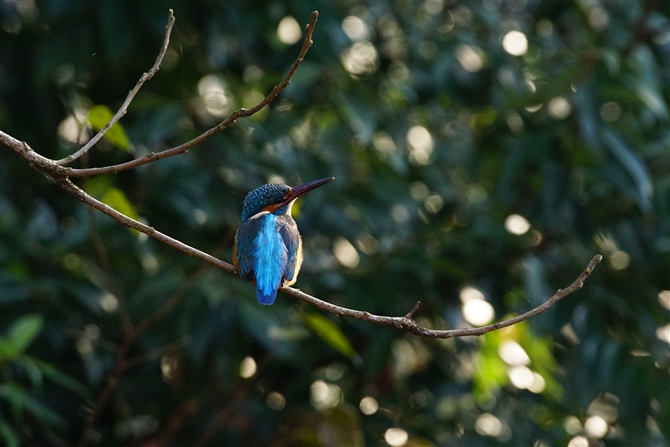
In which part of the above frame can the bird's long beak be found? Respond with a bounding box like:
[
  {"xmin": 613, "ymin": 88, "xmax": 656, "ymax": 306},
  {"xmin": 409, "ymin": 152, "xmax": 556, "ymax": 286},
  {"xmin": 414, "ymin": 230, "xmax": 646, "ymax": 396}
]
[{"xmin": 285, "ymin": 177, "xmax": 334, "ymax": 203}]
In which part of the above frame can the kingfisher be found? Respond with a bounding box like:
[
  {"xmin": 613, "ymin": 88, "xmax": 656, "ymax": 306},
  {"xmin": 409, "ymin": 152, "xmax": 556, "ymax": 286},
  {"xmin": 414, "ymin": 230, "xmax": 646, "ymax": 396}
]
[{"xmin": 234, "ymin": 177, "xmax": 334, "ymax": 305}]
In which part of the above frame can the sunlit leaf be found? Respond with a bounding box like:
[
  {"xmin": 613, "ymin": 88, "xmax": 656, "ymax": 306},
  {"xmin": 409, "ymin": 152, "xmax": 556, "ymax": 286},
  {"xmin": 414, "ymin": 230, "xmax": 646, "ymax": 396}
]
[
  {"xmin": 101, "ymin": 187, "xmax": 141, "ymax": 222},
  {"xmin": 87, "ymin": 105, "xmax": 130, "ymax": 150},
  {"xmin": 4, "ymin": 315, "xmax": 43, "ymax": 360},
  {"xmin": 0, "ymin": 337, "xmax": 18, "ymax": 364},
  {"xmin": 83, "ymin": 176, "xmax": 113, "ymax": 198},
  {"xmin": 473, "ymin": 330, "xmax": 508, "ymax": 401},
  {"xmin": 303, "ymin": 313, "xmax": 355, "ymax": 358}
]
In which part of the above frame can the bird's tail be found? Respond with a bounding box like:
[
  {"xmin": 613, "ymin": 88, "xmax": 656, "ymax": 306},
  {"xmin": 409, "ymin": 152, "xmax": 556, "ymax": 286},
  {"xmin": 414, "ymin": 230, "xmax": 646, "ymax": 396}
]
[{"xmin": 256, "ymin": 286, "xmax": 278, "ymax": 305}]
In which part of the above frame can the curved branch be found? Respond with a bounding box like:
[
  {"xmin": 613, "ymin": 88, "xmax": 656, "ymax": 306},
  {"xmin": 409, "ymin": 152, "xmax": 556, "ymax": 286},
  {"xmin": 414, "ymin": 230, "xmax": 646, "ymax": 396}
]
[
  {"xmin": 283, "ymin": 254, "xmax": 603, "ymax": 338},
  {"xmin": 2, "ymin": 134, "xmax": 603, "ymax": 340},
  {"xmin": 0, "ymin": 8, "xmax": 602, "ymax": 342},
  {"xmin": 61, "ymin": 10, "xmax": 319, "ymax": 178},
  {"xmin": 53, "ymin": 173, "xmax": 604, "ymax": 339},
  {"xmin": 57, "ymin": 9, "xmax": 176, "ymax": 166},
  {"xmin": 53, "ymin": 176, "xmax": 235, "ymax": 274}
]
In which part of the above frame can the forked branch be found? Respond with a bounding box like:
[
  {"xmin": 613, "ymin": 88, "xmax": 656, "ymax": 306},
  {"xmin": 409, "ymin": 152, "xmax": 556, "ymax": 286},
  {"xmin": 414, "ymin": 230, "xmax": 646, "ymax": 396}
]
[
  {"xmin": 0, "ymin": 13, "xmax": 603, "ymax": 445},
  {"xmin": 56, "ymin": 9, "xmax": 177, "ymax": 166},
  {"xmin": 0, "ymin": 9, "xmax": 602, "ymax": 340}
]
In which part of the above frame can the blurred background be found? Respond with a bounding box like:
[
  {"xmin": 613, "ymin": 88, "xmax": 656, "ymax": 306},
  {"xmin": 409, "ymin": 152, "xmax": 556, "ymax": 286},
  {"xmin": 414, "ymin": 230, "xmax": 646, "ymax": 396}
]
[{"xmin": 1, "ymin": 1, "xmax": 669, "ymax": 446}]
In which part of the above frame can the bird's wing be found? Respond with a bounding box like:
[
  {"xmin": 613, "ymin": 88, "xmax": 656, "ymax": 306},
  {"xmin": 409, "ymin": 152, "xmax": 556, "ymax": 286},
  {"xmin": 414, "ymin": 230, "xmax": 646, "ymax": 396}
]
[
  {"xmin": 277, "ymin": 216, "xmax": 302, "ymax": 284},
  {"xmin": 235, "ymin": 218, "xmax": 263, "ymax": 281}
]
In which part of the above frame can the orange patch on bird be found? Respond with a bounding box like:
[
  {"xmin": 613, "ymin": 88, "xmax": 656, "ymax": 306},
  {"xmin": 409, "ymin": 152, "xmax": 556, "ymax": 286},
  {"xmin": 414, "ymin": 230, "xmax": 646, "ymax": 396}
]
[{"xmin": 262, "ymin": 202, "xmax": 286, "ymax": 214}]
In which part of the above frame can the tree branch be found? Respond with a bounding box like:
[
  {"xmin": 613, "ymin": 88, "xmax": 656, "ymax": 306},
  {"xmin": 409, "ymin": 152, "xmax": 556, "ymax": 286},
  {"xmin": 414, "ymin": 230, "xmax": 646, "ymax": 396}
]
[
  {"xmin": 283, "ymin": 254, "xmax": 603, "ymax": 338},
  {"xmin": 60, "ymin": 10, "xmax": 319, "ymax": 178},
  {"xmin": 56, "ymin": 9, "xmax": 176, "ymax": 166},
  {"xmin": 0, "ymin": 10, "xmax": 604, "ymax": 443},
  {"xmin": 0, "ymin": 7, "xmax": 601, "ymax": 341},
  {"xmin": 50, "ymin": 174, "xmax": 601, "ymax": 339}
]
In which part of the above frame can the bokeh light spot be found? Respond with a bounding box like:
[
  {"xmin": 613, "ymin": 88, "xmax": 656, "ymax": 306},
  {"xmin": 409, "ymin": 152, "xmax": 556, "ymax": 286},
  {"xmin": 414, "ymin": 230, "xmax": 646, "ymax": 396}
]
[
  {"xmin": 100, "ymin": 293, "xmax": 119, "ymax": 313},
  {"xmin": 460, "ymin": 286, "xmax": 485, "ymax": 302},
  {"xmin": 266, "ymin": 391, "xmax": 286, "ymax": 411},
  {"xmin": 502, "ymin": 31, "xmax": 528, "ymax": 56},
  {"xmin": 423, "ymin": 194, "xmax": 444, "ymax": 214},
  {"xmin": 528, "ymin": 372, "xmax": 546, "ymax": 393},
  {"xmin": 58, "ymin": 115, "xmax": 85, "ymax": 144},
  {"xmin": 564, "ymin": 416, "xmax": 582, "ymax": 435},
  {"xmin": 608, "ymin": 250, "xmax": 630, "ymax": 270},
  {"xmin": 568, "ymin": 435, "xmax": 589, "ymax": 447},
  {"xmin": 197, "ymin": 74, "xmax": 230, "ymax": 117},
  {"xmin": 525, "ymin": 103, "xmax": 543, "ymax": 113},
  {"xmin": 508, "ymin": 365, "xmax": 534, "ymax": 389},
  {"xmin": 504, "ymin": 214, "xmax": 530, "ymax": 235},
  {"xmin": 548, "ymin": 97, "xmax": 572, "ymax": 119},
  {"xmin": 356, "ymin": 234, "xmax": 379, "ymax": 255},
  {"xmin": 341, "ymin": 41, "xmax": 379, "ymax": 75},
  {"xmin": 462, "ymin": 297, "xmax": 494, "ymax": 326},
  {"xmin": 239, "ymin": 356, "xmax": 257, "ymax": 378},
  {"xmin": 584, "ymin": 415, "xmax": 608, "ymax": 438},
  {"xmin": 455, "ymin": 44, "xmax": 484, "ymax": 72},
  {"xmin": 373, "ymin": 131, "xmax": 397, "ymax": 156},
  {"xmin": 384, "ymin": 427, "xmax": 408, "ymax": 447},
  {"xmin": 407, "ymin": 125, "xmax": 434, "ymax": 165},
  {"xmin": 277, "ymin": 16, "xmax": 302, "ymax": 45},
  {"xmin": 333, "ymin": 237, "xmax": 360, "ymax": 269},
  {"xmin": 310, "ymin": 380, "xmax": 341, "ymax": 411},
  {"xmin": 359, "ymin": 396, "xmax": 379, "ymax": 415},
  {"xmin": 656, "ymin": 323, "xmax": 670, "ymax": 345},
  {"xmin": 391, "ymin": 204, "xmax": 410, "ymax": 223},
  {"xmin": 475, "ymin": 413, "xmax": 503, "ymax": 437},
  {"xmin": 342, "ymin": 16, "xmax": 369, "ymax": 41},
  {"xmin": 498, "ymin": 340, "xmax": 530, "ymax": 366}
]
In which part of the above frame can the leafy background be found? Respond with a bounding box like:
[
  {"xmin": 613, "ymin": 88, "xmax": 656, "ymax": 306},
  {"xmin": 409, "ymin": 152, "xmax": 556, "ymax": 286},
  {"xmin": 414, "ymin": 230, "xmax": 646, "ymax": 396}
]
[{"xmin": 1, "ymin": 1, "xmax": 668, "ymax": 446}]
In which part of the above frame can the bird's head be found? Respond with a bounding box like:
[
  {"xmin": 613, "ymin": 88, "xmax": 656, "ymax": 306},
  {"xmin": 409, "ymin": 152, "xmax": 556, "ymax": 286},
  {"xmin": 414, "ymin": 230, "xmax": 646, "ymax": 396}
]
[{"xmin": 241, "ymin": 177, "xmax": 334, "ymax": 221}]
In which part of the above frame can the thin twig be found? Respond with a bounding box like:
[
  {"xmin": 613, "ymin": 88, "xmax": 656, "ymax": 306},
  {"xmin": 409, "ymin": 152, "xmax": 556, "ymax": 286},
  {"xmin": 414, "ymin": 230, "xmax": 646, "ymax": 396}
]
[
  {"xmin": 124, "ymin": 336, "xmax": 191, "ymax": 369},
  {"xmin": 77, "ymin": 334, "xmax": 133, "ymax": 447},
  {"xmin": 51, "ymin": 176, "xmax": 602, "ymax": 339},
  {"xmin": 60, "ymin": 11, "xmax": 319, "ymax": 178},
  {"xmin": 0, "ymin": 8, "xmax": 604, "ymax": 441},
  {"xmin": 5, "ymin": 125, "xmax": 603, "ymax": 340},
  {"xmin": 88, "ymin": 207, "xmax": 135, "ymax": 334},
  {"xmin": 0, "ymin": 11, "xmax": 318, "ymax": 181},
  {"xmin": 56, "ymin": 10, "xmax": 176, "ymax": 166},
  {"xmin": 283, "ymin": 254, "xmax": 603, "ymax": 338},
  {"xmin": 76, "ymin": 264, "xmax": 205, "ymax": 447},
  {"xmin": 53, "ymin": 177, "xmax": 234, "ymax": 273}
]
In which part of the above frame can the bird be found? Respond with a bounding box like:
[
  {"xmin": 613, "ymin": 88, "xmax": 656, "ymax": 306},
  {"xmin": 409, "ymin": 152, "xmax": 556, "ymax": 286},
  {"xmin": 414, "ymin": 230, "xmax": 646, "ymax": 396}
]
[{"xmin": 233, "ymin": 177, "xmax": 334, "ymax": 305}]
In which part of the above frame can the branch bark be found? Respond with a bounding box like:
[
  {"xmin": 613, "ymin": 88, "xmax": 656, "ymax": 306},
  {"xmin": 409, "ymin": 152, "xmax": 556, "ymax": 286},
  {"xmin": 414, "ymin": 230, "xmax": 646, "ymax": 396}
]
[
  {"xmin": 57, "ymin": 9, "xmax": 176, "ymax": 166},
  {"xmin": 0, "ymin": 7, "xmax": 602, "ymax": 339},
  {"xmin": 60, "ymin": 11, "xmax": 319, "ymax": 177},
  {"xmin": 0, "ymin": 10, "xmax": 605, "ymax": 445},
  {"xmin": 285, "ymin": 254, "xmax": 603, "ymax": 338}
]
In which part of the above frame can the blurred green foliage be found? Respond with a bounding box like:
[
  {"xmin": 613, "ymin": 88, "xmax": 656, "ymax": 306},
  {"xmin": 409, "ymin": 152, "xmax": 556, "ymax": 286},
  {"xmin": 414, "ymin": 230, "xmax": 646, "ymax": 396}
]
[{"xmin": 1, "ymin": 1, "xmax": 669, "ymax": 446}]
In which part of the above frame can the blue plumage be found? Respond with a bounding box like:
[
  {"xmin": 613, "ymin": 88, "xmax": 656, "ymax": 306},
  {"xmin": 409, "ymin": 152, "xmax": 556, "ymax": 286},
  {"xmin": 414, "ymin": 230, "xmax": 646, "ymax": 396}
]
[
  {"xmin": 252, "ymin": 214, "xmax": 288, "ymax": 304},
  {"xmin": 234, "ymin": 178, "xmax": 334, "ymax": 305}
]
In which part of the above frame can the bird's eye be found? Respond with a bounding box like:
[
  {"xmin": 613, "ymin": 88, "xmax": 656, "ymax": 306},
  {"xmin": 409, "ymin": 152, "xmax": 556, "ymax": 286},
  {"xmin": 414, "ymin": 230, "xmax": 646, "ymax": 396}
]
[{"xmin": 275, "ymin": 196, "xmax": 285, "ymax": 204}]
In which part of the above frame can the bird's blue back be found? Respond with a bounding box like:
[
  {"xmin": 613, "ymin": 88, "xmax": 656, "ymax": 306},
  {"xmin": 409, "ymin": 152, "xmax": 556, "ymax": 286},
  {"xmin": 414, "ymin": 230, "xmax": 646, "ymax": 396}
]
[{"xmin": 236, "ymin": 213, "xmax": 301, "ymax": 305}]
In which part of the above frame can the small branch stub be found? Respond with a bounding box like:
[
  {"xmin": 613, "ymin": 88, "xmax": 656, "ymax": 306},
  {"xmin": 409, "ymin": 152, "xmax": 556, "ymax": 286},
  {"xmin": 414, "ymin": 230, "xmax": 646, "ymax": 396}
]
[{"xmin": 0, "ymin": 9, "xmax": 602, "ymax": 342}]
